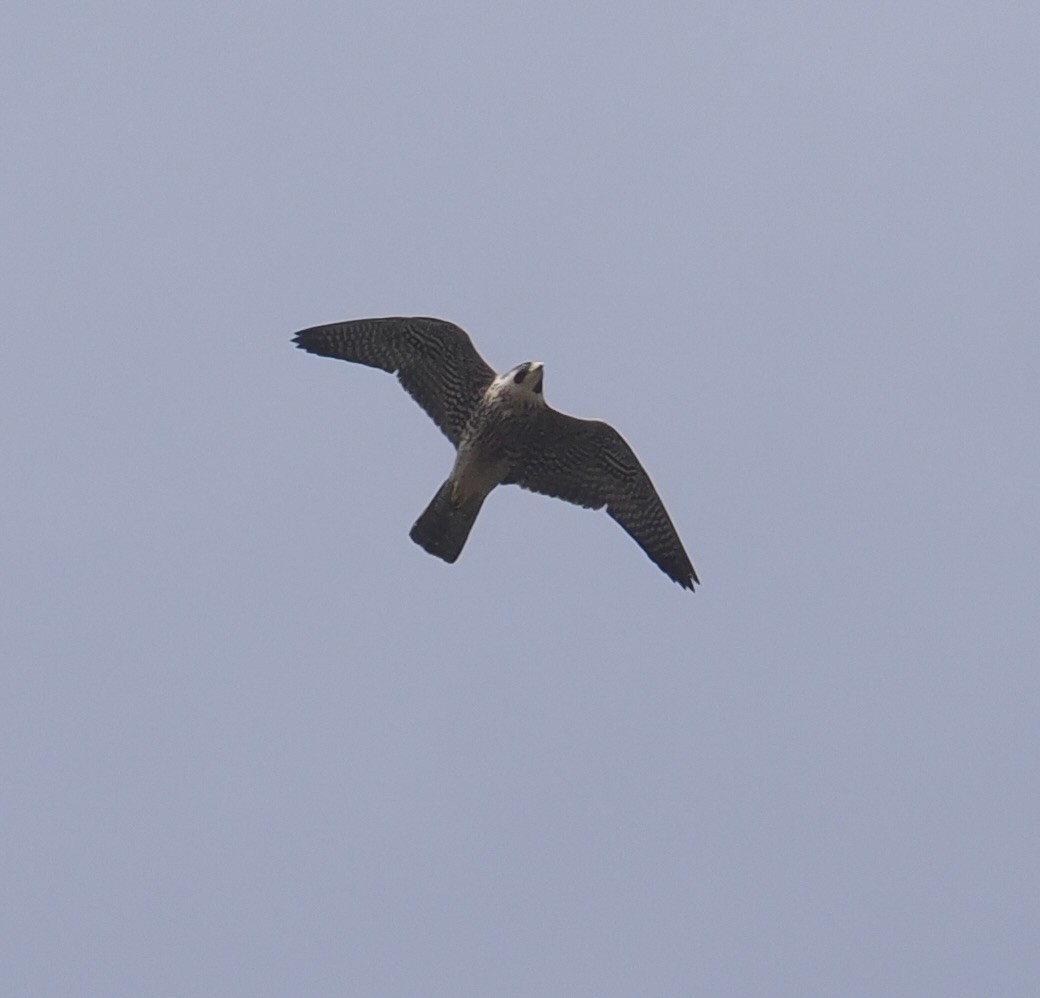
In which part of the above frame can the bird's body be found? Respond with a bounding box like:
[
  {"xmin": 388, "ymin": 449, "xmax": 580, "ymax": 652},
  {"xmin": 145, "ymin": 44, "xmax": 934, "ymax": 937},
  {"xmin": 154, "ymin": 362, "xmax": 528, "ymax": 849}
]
[{"xmin": 292, "ymin": 317, "xmax": 699, "ymax": 590}]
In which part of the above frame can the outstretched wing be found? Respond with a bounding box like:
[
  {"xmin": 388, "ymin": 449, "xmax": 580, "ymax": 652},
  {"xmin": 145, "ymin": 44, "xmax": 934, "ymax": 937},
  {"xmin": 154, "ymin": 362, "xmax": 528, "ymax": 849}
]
[
  {"xmin": 292, "ymin": 317, "xmax": 496, "ymax": 445},
  {"xmin": 507, "ymin": 411, "xmax": 699, "ymax": 590}
]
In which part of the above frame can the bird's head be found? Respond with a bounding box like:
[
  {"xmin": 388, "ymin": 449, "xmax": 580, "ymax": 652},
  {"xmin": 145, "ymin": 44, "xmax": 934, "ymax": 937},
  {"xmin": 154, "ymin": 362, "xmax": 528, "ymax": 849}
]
[{"xmin": 492, "ymin": 361, "xmax": 545, "ymax": 404}]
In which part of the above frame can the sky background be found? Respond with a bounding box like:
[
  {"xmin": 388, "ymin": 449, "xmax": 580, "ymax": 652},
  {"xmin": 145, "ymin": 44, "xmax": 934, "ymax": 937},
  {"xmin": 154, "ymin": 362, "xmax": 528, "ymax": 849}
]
[{"xmin": 3, "ymin": 2, "xmax": 1038, "ymax": 995}]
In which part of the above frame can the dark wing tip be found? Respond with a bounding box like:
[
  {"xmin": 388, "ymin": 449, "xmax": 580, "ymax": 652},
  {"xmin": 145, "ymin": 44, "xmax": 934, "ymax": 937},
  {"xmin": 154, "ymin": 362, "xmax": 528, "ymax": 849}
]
[
  {"xmin": 677, "ymin": 567, "xmax": 699, "ymax": 592},
  {"xmin": 291, "ymin": 327, "xmax": 327, "ymax": 355},
  {"xmin": 661, "ymin": 556, "xmax": 698, "ymax": 591},
  {"xmin": 291, "ymin": 325, "xmax": 361, "ymax": 363}
]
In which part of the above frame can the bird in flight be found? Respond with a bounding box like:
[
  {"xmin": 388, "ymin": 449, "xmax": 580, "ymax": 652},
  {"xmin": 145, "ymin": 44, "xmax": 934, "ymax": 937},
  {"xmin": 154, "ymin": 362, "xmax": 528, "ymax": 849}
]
[{"xmin": 292, "ymin": 317, "xmax": 699, "ymax": 590}]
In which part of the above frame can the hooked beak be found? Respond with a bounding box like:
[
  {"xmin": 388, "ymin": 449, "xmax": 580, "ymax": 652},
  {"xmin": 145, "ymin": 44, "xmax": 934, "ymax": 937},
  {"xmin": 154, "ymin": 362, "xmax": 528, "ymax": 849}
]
[{"xmin": 531, "ymin": 362, "xmax": 544, "ymax": 394}]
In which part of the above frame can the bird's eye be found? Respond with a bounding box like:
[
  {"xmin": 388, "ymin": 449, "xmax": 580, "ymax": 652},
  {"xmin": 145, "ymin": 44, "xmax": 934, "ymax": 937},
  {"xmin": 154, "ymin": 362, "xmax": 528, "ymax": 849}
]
[
  {"xmin": 533, "ymin": 377, "xmax": 543, "ymax": 394},
  {"xmin": 513, "ymin": 365, "xmax": 528, "ymax": 384}
]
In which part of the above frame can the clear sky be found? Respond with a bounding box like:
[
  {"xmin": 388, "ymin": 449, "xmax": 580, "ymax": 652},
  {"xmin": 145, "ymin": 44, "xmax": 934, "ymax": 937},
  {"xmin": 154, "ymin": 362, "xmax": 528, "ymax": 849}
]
[{"xmin": 3, "ymin": 3, "xmax": 1038, "ymax": 995}]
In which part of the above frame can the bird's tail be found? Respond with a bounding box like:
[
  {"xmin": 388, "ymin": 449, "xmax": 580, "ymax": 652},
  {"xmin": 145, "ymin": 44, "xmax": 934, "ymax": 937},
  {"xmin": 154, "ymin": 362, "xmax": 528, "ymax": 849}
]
[{"xmin": 409, "ymin": 480, "xmax": 484, "ymax": 564}]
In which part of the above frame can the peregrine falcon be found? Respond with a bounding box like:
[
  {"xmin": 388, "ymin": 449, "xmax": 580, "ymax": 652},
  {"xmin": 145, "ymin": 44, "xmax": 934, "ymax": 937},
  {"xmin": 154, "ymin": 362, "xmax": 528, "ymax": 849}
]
[{"xmin": 292, "ymin": 317, "xmax": 699, "ymax": 590}]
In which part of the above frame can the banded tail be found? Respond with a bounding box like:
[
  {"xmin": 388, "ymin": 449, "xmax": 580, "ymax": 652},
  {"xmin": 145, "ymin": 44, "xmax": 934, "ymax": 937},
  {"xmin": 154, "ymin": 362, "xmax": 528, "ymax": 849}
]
[{"xmin": 409, "ymin": 480, "xmax": 485, "ymax": 563}]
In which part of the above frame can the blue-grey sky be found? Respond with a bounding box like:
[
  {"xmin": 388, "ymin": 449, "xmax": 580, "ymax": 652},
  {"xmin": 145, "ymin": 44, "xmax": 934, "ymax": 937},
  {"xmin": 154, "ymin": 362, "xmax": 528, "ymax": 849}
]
[{"xmin": 3, "ymin": 3, "xmax": 1038, "ymax": 995}]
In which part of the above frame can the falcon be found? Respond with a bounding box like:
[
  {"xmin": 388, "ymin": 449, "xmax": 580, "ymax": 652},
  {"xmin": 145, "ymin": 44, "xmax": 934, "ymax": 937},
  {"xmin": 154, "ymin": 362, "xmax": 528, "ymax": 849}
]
[{"xmin": 292, "ymin": 317, "xmax": 699, "ymax": 590}]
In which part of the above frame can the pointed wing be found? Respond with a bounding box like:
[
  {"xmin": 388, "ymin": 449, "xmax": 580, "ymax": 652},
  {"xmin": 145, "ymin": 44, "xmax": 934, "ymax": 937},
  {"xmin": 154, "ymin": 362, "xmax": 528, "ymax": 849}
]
[
  {"xmin": 292, "ymin": 317, "xmax": 496, "ymax": 445},
  {"xmin": 508, "ymin": 410, "xmax": 699, "ymax": 590}
]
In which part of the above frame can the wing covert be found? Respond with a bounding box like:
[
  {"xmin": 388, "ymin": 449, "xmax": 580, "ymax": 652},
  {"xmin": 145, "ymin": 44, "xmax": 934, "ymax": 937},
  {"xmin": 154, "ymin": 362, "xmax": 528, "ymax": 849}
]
[{"xmin": 292, "ymin": 317, "xmax": 496, "ymax": 445}]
